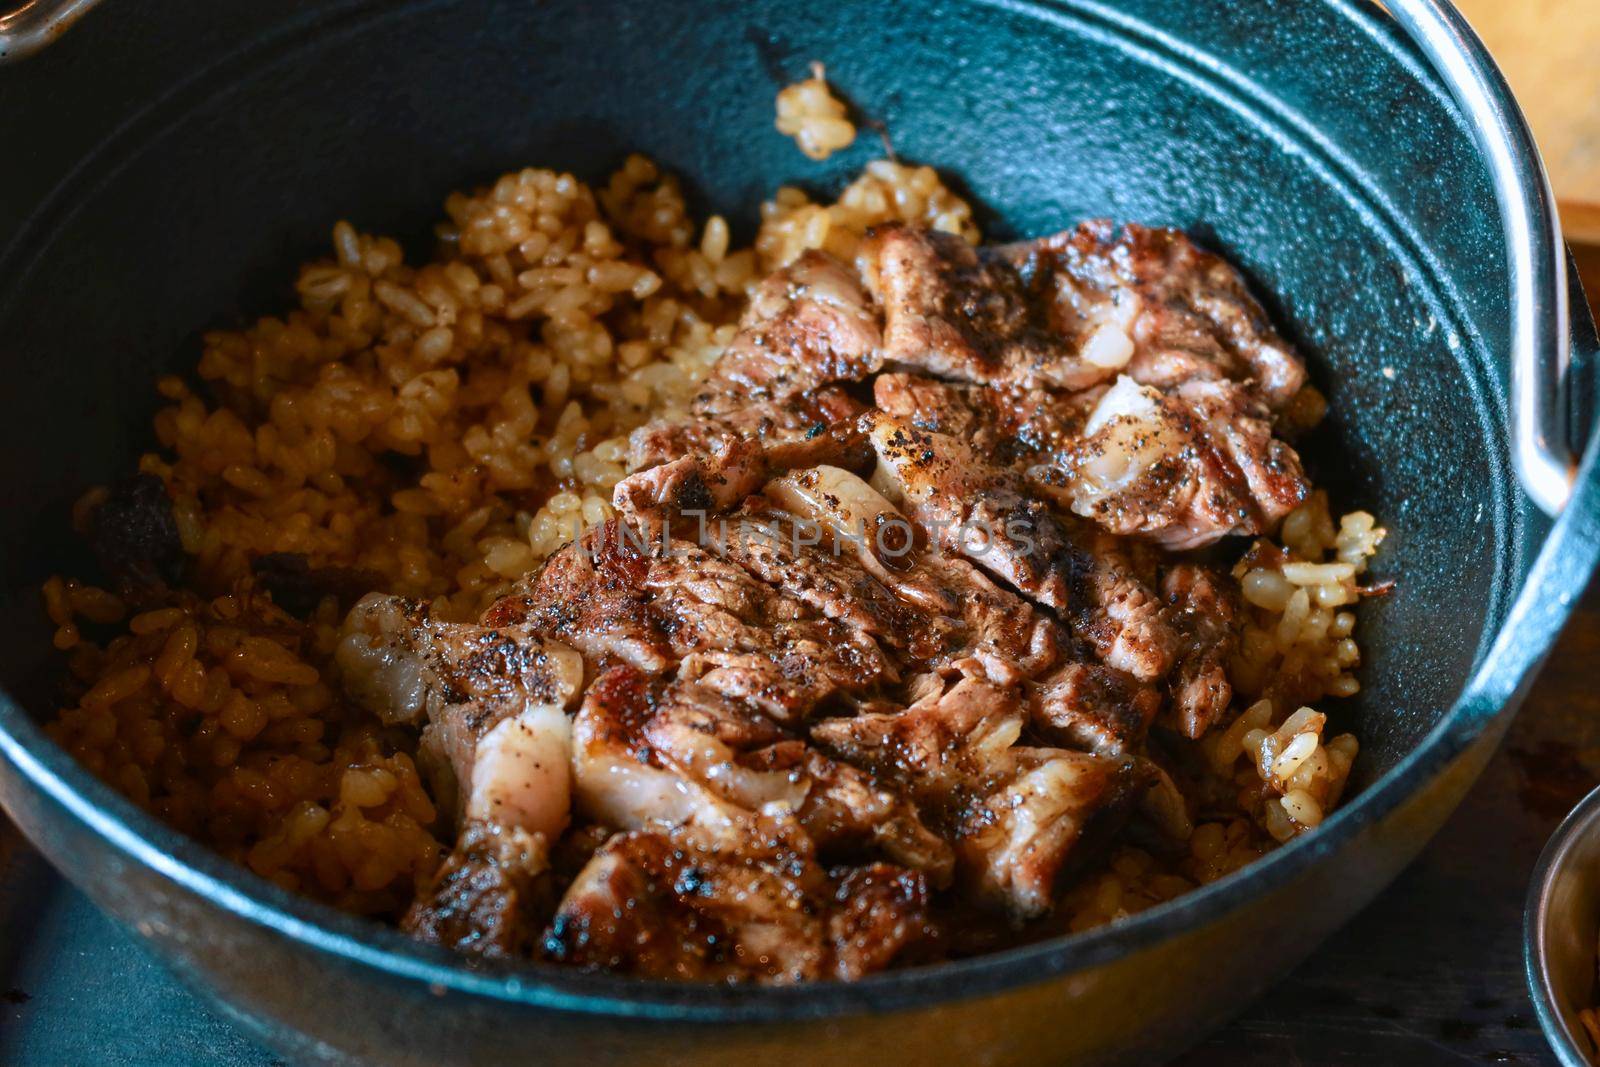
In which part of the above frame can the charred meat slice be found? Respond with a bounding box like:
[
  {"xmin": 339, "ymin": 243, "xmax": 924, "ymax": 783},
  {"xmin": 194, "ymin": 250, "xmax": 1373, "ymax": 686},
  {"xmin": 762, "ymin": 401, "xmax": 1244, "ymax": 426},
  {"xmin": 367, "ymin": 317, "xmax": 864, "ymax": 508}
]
[
  {"xmin": 404, "ymin": 820, "xmax": 550, "ymax": 959},
  {"xmin": 628, "ymin": 384, "xmax": 866, "ymax": 474},
  {"xmin": 336, "ymin": 593, "xmax": 582, "ymax": 839},
  {"xmin": 1060, "ymin": 376, "xmax": 1308, "ymax": 549},
  {"xmin": 742, "ymin": 740, "xmax": 955, "ymax": 883},
  {"xmin": 877, "ymin": 368, "xmax": 1307, "ymax": 551},
  {"xmin": 811, "ymin": 676, "xmax": 1025, "ymax": 808},
  {"xmin": 629, "ymin": 254, "xmax": 875, "ymax": 473},
  {"xmin": 864, "ymin": 410, "xmax": 1077, "ymax": 611},
  {"xmin": 812, "ymin": 676, "xmax": 1145, "ymax": 919},
  {"xmin": 710, "ymin": 501, "xmax": 954, "ymax": 668},
  {"xmin": 874, "ymin": 371, "xmax": 1096, "ymax": 467},
  {"xmin": 1030, "ymin": 662, "xmax": 1161, "ymax": 756},
  {"xmin": 1058, "ymin": 527, "xmax": 1179, "ymax": 684},
  {"xmin": 1161, "ymin": 563, "xmax": 1240, "ymax": 739},
  {"xmin": 544, "ymin": 827, "xmax": 824, "ymax": 982},
  {"xmin": 502, "ymin": 519, "xmax": 672, "ymax": 674},
  {"xmin": 545, "ymin": 827, "xmax": 932, "ymax": 983},
  {"xmin": 695, "ymin": 250, "xmax": 883, "ymax": 413},
  {"xmin": 827, "ymin": 863, "xmax": 936, "ymax": 979},
  {"xmin": 957, "ymin": 746, "xmax": 1146, "ymax": 918},
  {"xmin": 521, "ymin": 519, "xmax": 898, "ymax": 724},
  {"xmin": 616, "ymin": 417, "xmax": 873, "ymax": 538},
  {"xmin": 994, "ymin": 221, "xmax": 1309, "ymax": 411},
  {"xmin": 863, "ymin": 411, "xmax": 1179, "ymax": 680},
  {"xmin": 647, "ymin": 535, "xmax": 895, "ymax": 721},
  {"xmin": 570, "ymin": 663, "xmax": 950, "ymax": 880},
  {"xmin": 759, "ymin": 466, "xmax": 1063, "ymax": 685},
  {"xmin": 864, "ymin": 224, "xmax": 1113, "ymax": 391},
  {"xmin": 569, "ymin": 665, "xmax": 754, "ymax": 848}
]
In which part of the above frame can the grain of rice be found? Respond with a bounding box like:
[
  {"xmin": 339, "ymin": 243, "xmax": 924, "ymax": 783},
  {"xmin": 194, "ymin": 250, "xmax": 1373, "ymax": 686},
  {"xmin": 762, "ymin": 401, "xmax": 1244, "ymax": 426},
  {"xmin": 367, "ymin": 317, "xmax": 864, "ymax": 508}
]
[{"xmin": 775, "ymin": 63, "xmax": 856, "ymax": 161}]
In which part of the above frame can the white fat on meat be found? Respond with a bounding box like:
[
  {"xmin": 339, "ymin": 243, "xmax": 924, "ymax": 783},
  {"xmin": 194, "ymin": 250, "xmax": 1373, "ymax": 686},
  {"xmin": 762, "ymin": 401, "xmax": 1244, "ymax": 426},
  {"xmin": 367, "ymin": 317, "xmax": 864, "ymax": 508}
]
[
  {"xmin": 1072, "ymin": 375, "xmax": 1182, "ymax": 504},
  {"xmin": 568, "ymin": 672, "xmax": 753, "ymax": 850},
  {"xmin": 765, "ymin": 464, "xmax": 911, "ymax": 568},
  {"xmin": 466, "ymin": 703, "xmax": 573, "ymax": 841},
  {"xmin": 334, "ymin": 595, "xmax": 431, "ymax": 725},
  {"xmin": 335, "ymin": 592, "xmax": 584, "ymax": 841}
]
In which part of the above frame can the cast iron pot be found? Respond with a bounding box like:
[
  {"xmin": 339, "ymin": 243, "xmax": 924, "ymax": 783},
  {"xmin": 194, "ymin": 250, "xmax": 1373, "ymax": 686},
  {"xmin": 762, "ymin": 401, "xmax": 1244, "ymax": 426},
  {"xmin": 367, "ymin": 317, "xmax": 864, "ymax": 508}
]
[{"xmin": 1, "ymin": 1, "xmax": 1597, "ymax": 1063}]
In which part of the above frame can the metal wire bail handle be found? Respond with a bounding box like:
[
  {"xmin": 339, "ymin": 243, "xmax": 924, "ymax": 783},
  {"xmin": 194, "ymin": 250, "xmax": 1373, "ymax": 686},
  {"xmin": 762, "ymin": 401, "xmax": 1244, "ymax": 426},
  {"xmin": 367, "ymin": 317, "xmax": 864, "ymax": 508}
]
[
  {"xmin": 0, "ymin": 0, "xmax": 101, "ymax": 62},
  {"xmin": 1385, "ymin": 0, "xmax": 1576, "ymax": 516}
]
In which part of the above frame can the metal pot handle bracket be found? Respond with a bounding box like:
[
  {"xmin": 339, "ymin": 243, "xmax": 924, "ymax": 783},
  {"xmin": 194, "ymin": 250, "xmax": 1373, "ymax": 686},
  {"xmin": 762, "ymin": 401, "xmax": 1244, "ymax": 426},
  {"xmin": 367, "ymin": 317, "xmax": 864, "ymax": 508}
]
[
  {"xmin": 0, "ymin": 0, "xmax": 100, "ymax": 62},
  {"xmin": 1385, "ymin": 0, "xmax": 1576, "ymax": 517},
  {"xmin": 0, "ymin": 0, "xmax": 1580, "ymax": 515}
]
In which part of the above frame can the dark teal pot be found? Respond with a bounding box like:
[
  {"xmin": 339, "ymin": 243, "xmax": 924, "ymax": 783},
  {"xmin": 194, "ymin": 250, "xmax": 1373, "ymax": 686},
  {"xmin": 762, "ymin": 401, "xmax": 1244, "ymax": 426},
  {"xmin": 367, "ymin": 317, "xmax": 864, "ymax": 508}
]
[{"xmin": 0, "ymin": 1, "xmax": 1596, "ymax": 1063}]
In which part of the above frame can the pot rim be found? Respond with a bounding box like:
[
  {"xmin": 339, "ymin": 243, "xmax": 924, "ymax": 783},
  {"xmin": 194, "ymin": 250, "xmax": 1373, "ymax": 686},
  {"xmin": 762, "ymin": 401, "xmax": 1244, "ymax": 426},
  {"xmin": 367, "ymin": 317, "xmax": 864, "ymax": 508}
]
[
  {"xmin": 1526, "ymin": 782, "xmax": 1600, "ymax": 1067},
  {"xmin": 2, "ymin": 0, "xmax": 1600, "ymax": 1027}
]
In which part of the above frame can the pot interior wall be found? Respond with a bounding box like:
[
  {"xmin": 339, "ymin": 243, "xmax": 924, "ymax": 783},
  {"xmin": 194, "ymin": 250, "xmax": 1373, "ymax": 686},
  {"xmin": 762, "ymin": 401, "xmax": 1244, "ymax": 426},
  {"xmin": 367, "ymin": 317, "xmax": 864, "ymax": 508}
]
[{"xmin": 0, "ymin": 0, "xmax": 1531, "ymax": 788}]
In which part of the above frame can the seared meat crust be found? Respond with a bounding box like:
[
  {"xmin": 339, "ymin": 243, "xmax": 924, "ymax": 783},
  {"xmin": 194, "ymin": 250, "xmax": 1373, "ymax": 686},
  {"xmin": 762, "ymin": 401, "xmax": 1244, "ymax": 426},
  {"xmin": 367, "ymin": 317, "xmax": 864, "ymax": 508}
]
[
  {"xmin": 403, "ymin": 821, "xmax": 550, "ymax": 959},
  {"xmin": 698, "ymin": 250, "xmax": 883, "ymax": 411}
]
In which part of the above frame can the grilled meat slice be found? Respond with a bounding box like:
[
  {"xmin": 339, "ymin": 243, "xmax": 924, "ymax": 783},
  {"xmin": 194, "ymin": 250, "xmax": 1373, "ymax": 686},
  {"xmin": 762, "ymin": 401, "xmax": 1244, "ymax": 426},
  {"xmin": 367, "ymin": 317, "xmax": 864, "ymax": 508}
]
[
  {"xmin": 1161, "ymin": 563, "xmax": 1240, "ymax": 739},
  {"xmin": 759, "ymin": 466, "xmax": 1063, "ymax": 685},
  {"xmin": 543, "ymin": 826, "xmax": 826, "ymax": 982},
  {"xmin": 1060, "ymin": 375, "xmax": 1308, "ymax": 549},
  {"xmin": 1031, "ymin": 662, "xmax": 1161, "ymax": 756},
  {"xmin": 863, "ymin": 411, "xmax": 1178, "ymax": 680},
  {"xmin": 648, "ymin": 687, "xmax": 952, "ymax": 879},
  {"xmin": 649, "ymin": 535, "xmax": 895, "ymax": 721},
  {"xmin": 812, "ymin": 676, "xmax": 1146, "ymax": 918},
  {"xmin": 616, "ymin": 418, "xmax": 873, "ymax": 539},
  {"xmin": 404, "ymin": 820, "xmax": 550, "ymax": 959},
  {"xmin": 711, "ymin": 500, "xmax": 955, "ymax": 667},
  {"xmin": 874, "ymin": 371, "xmax": 1096, "ymax": 466},
  {"xmin": 864, "ymin": 410, "xmax": 1077, "ymax": 610},
  {"xmin": 741, "ymin": 740, "xmax": 955, "ymax": 883},
  {"xmin": 827, "ymin": 863, "xmax": 935, "ymax": 979},
  {"xmin": 1061, "ymin": 528, "xmax": 1179, "ymax": 683},
  {"xmin": 866, "ymin": 218, "xmax": 1310, "ymax": 408},
  {"xmin": 571, "ymin": 663, "xmax": 950, "ymax": 880},
  {"xmin": 957, "ymin": 746, "xmax": 1146, "ymax": 917},
  {"xmin": 994, "ymin": 220, "xmax": 1308, "ymax": 411},
  {"xmin": 865, "ymin": 222, "xmax": 1313, "ymax": 550},
  {"xmin": 812, "ymin": 676, "xmax": 1024, "ymax": 807},
  {"xmin": 514, "ymin": 519, "xmax": 897, "ymax": 723},
  {"xmin": 336, "ymin": 593, "xmax": 582, "ymax": 839},
  {"xmin": 695, "ymin": 250, "xmax": 882, "ymax": 413},
  {"xmin": 546, "ymin": 827, "xmax": 932, "ymax": 983},
  {"xmin": 500, "ymin": 519, "xmax": 672, "ymax": 673},
  {"xmin": 864, "ymin": 224, "xmax": 1114, "ymax": 391},
  {"xmin": 570, "ymin": 665, "xmax": 756, "ymax": 848},
  {"xmin": 628, "ymin": 385, "xmax": 867, "ymax": 473},
  {"xmin": 877, "ymin": 368, "xmax": 1307, "ymax": 551},
  {"xmin": 625, "ymin": 252, "xmax": 877, "ymax": 492}
]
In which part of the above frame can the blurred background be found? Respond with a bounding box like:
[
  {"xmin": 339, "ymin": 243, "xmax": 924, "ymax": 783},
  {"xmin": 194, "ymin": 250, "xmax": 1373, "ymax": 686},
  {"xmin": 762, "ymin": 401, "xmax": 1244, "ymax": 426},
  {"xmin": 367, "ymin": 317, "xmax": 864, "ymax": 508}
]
[{"xmin": 1460, "ymin": 0, "xmax": 1600, "ymax": 251}]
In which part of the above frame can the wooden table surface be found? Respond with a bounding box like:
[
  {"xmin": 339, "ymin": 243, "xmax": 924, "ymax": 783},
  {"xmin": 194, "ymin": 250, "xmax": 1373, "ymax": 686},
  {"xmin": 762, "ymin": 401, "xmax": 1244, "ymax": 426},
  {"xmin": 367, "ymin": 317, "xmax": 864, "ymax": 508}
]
[
  {"xmin": 1458, "ymin": 0, "xmax": 1600, "ymax": 243},
  {"xmin": 3, "ymin": 275, "xmax": 1599, "ymax": 1067}
]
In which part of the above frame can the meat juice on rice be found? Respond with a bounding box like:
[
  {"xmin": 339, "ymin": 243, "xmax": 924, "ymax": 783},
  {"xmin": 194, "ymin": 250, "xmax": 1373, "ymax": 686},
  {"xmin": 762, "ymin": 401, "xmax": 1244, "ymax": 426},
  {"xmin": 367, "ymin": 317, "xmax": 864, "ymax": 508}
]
[{"xmin": 42, "ymin": 135, "xmax": 1383, "ymax": 949}]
